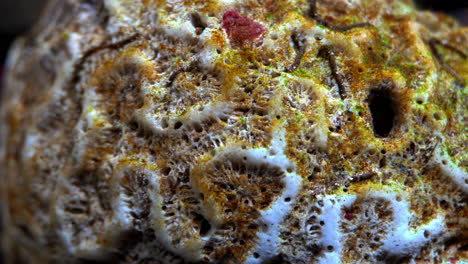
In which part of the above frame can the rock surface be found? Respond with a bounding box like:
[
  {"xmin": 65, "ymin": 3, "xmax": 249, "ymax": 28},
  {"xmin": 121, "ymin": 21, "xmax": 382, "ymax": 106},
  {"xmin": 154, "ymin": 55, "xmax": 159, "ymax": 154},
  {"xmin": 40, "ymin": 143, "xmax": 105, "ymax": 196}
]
[{"xmin": 0, "ymin": 0, "xmax": 467, "ymax": 263}]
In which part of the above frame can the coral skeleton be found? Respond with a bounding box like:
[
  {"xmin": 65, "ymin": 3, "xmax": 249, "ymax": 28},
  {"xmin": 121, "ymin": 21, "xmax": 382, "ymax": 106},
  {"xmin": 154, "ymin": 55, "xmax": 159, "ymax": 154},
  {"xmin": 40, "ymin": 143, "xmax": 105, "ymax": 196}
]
[{"xmin": 0, "ymin": 0, "xmax": 466, "ymax": 263}]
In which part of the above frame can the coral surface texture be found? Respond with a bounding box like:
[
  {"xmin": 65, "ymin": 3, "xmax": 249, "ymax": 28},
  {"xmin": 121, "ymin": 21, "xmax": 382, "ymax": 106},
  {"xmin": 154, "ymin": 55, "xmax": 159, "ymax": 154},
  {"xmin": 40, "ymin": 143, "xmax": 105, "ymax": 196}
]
[{"xmin": 0, "ymin": 0, "xmax": 467, "ymax": 263}]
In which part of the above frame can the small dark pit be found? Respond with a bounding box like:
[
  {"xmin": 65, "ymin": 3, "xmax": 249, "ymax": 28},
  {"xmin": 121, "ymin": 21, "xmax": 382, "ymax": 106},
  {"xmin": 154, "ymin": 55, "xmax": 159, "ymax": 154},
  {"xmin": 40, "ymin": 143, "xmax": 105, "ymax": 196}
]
[
  {"xmin": 190, "ymin": 13, "xmax": 207, "ymax": 35},
  {"xmin": 367, "ymin": 87, "xmax": 398, "ymax": 137},
  {"xmin": 193, "ymin": 213, "xmax": 211, "ymax": 237}
]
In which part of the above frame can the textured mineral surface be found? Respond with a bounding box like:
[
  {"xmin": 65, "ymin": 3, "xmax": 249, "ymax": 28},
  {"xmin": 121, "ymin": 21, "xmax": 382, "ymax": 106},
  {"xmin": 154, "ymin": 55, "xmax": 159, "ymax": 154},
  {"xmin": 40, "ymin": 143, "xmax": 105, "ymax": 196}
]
[{"xmin": 0, "ymin": 0, "xmax": 467, "ymax": 263}]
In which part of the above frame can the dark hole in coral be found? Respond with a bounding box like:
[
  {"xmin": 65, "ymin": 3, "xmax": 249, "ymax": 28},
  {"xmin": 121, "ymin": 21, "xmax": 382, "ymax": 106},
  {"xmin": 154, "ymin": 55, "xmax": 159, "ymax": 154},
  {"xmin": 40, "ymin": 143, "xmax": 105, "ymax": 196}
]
[
  {"xmin": 379, "ymin": 157, "xmax": 386, "ymax": 168},
  {"xmin": 248, "ymin": 223, "xmax": 258, "ymax": 230},
  {"xmin": 203, "ymin": 245, "xmax": 214, "ymax": 252},
  {"xmin": 368, "ymin": 88, "xmax": 396, "ymax": 137},
  {"xmin": 190, "ymin": 13, "xmax": 207, "ymax": 35},
  {"xmin": 226, "ymin": 194, "xmax": 236, "ymax": 201},
  {"xmin": 262, "ymin": 254, "xmax": 291, "ymax": 264},
  {"xmin": 308, "ymin": 243, "xmax": 322, "ymax": 255},
  {"xmin": 424, "ymin": 230, "xmax": 430, "ymax": 238},
  {"xmin": 17, "ymin": 224, "xmax": 33, "ymax": 239},
  {"xmin": 459, "ymin": 244, "xmax": 468, "ymax": 251},
  {"xmin": 174, "ymin": 121, "xmax": 183, "ymax": 130},
  {"xmin": 193, "ymin": 122, "xmax": 203, "ymax": 133},
  {"xmin": 161, "ymin": 167, "xmax": 171, "ymax": 176},
  {"xmin": 128, "ymin": 120, "xmax": 138, "ymax": 130},
  {"xmin": 376, "ymin": 252, "xmax": 412, "ymax": 264},
  {"xmin": 193, "ymin": 213, "xmax": 211, "ymax": 236}
]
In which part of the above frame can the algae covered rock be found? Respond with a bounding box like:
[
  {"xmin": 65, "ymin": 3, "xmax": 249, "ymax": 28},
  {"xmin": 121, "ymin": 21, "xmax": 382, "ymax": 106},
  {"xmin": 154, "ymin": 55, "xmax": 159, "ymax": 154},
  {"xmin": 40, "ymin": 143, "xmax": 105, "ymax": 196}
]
[{"xmin": 0, "ymin": 0, "xmax": 467, "ymax": 263}]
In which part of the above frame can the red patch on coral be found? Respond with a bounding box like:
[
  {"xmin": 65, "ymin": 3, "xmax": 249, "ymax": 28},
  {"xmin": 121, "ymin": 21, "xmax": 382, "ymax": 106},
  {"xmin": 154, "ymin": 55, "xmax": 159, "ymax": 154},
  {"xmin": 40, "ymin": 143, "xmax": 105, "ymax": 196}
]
[
  {"xmin": 222, "ymin": 10, "xmax": 266, "ymax": 45},
  {"xmin": 450, "ymin": 257, "xmax": 459, "ymax": 264},
  {"xmin": 344, "ymin": 210, "xmax": 355, "ymax": 220}
]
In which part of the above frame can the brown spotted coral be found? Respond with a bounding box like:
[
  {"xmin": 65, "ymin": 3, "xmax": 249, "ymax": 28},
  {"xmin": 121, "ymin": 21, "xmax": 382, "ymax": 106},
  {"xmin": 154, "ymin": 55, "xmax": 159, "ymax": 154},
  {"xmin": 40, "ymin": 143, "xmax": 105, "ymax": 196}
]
[{"xmin": 0, "ymin": 0, "xmax": 467, "ymax": 263}]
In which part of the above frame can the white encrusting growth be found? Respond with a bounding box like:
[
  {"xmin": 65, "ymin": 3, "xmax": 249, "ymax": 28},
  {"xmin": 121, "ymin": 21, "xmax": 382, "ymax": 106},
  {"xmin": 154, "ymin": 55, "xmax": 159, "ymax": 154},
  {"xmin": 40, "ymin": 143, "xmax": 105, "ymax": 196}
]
[
  {"xmin": 104, "ymin": 0, "xmax": 137, "ymax": 27},
  {"xmin": 315, "ymin": 195, "xmax": 356, "ymax": 264},
  {"xmin": 22, "ymin": 133, "xmax": 41, "ymax": 160},
  {"xmin": 311, "ymin": 190, "xmax": 446, "ymax": 264},
  {"xmin": 431, "ymin": 146, "xmax": 468, "ymax": 192},
  {"xmin": 66, "ymin": 32, "xmax": 85, "ymax": 60},
  {"xmin": 244, "ymin": 129, "xmax": 303, "ymax": 264},
  {"xmin": 133, "ymin": 101, "xmax": 232, "ymax": 135},
  {"xmin": 182, "ymin": 101, "xmax": 232, "ymax": 124},
  {"xmin": 161, "ymin": 18, "xmax": 197, "ymax": 40},
  {"xmin": 372, "ymin": 191, "xmax": 445, "ymax": 256},
  {"xmin": 197, "ymin": 43, "xmax": 220, "ymax": 71},
  {"xmin": 217, "ymin": 0, "xmax": 236, "ymax": 7}
]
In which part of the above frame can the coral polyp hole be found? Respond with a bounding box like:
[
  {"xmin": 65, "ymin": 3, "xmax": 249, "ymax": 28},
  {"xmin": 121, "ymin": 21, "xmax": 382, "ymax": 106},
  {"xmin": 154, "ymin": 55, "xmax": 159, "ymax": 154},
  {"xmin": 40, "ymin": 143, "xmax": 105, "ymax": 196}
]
[
  {"xmin": 190, "ymin": 13, "xmax": 207, "ymax": 35},
  {"xmin": 424, "ymin": 230, "xmax": 430, "ymax": 238},
  {"xmin": 161, "ymin": 167, "xmax": 171, "ymax": 175},
  {"xmin": 128, "ymin": 120, "xmax": 138, "ymax": 130},
  {"xmin": 367, "ymin": 88, "xmax": 397, "ymax": 137},
  {"xmin": 193, "ymin": 213, "xmax": 211, "ymax": 237},
  {"xmin": 174, "ymin": 121, "xmax": 183, "ymax": 129},
  {"xmin": 193, "ymin": 122, "xmax": 203, "ymax": 132}
]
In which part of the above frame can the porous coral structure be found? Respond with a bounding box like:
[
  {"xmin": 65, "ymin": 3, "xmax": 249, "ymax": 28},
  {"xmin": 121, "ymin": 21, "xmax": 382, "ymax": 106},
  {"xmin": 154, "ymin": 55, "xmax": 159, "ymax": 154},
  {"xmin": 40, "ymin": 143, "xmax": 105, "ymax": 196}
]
[{"xmin": 0, "ymin": 0, "xmax": 467, "ymax": 263}]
